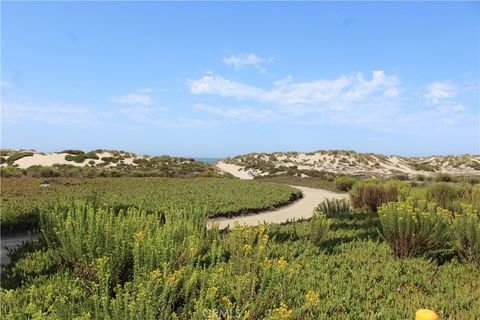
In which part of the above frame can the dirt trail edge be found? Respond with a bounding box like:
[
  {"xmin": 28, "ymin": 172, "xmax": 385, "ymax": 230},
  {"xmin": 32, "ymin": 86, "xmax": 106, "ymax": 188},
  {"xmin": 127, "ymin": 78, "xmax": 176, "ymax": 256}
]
[{"xmin": 209, "ymin": 186, "xmax": 348, "ymax": 229}]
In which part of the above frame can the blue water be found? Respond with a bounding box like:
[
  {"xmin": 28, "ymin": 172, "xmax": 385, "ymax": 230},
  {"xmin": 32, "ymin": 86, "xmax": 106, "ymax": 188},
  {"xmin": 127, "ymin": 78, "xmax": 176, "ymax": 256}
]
[{"xmin": 193, "ymin": 157, "xmax": 222, "ymax": 164}]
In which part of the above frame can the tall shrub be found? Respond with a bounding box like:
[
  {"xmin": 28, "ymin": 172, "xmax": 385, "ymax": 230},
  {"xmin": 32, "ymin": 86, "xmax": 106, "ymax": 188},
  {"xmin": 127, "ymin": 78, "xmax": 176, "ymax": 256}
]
[{"xmin": 378, "ymin": 200, "xmax": 452, "ymax": 258}]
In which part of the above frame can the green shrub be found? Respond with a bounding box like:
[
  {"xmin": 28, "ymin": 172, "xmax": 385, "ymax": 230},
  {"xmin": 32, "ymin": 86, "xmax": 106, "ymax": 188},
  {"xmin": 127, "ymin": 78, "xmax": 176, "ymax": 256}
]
[
  {"xmin": 468, "ymin": 161, "xmax": 480, "ymax": 171},
  {"xmin": 453, "ymin": 205, "xmax": 480, "ymax": 263},
  {"xmin": 411, "ymin": 162, "xmax": 437, "ymax": 172},
  {"xmin": 349, "ymin": 180, "xmax": 400, "ymax": 211},
  {"xmin": 335, "ymin": 176, "xmax": 357, "ymax": 191},
  {"xmin": 64, "ymin": 154, "xmax": 86, "ymax": 163},
  {"xmin": 378, "ymin": 200, "xmax": 453, "ymax": 258},
  {"xmin": 425, "ymin": 183, "xmax": 463, "ymax": 210},
  {"xmin": 0, "ymin": 156, "xmax": 6, "ymax": 164},
  {"xmin": 60, "ymin": 150, "xmax": 85, "ymax": 155},
  {"xmin": 7, "ymin": 152, "xmax": 33, "ymax": 164},
  {"xmin": 0, "ymin": 166, "xmax": 23, "ymax": 177},
  {"xmin": 315, "ymin": 198, "xmax": 352, "ymax": 218},
  {"xmin": 85, "ymin": 151, "xmax": 99, "ymax": 159},
  {"xmin": 415, "ymin": 174, "xmax": 426, "ymax": 181},
  {"xmin": 308, "ymin": 210, "xmax": 330, "ymax": 246},
  {"xmin": 435, "ymin": 173, "xmax": 456, "ymax": 182}
]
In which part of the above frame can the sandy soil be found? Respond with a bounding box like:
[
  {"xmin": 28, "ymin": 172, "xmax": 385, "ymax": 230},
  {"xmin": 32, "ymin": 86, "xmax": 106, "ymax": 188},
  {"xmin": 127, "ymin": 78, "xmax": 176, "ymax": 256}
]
[
  {"xmin": 210, "ymin": 186, "xmax": 348, "ymax": 229},
  {"xmin": 216, "ymin": 161, "xmax": 254, "ymax": 179},
  {"xmin": 14, "ymin": 153, "xmax": 86, "ymax": 168}
]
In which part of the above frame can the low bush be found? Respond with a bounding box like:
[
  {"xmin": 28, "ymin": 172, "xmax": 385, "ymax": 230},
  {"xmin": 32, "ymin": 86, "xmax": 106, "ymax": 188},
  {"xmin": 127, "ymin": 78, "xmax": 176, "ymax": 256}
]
[
  {"xmin": 425, "ymin": 183, "xmax": 463, "ymax": 210},
  {"xmin": 0, "ymin": 166, "xmax": 23, "ymax": 177},
  {"xmin": 435, "ymin": 173, "xmax": 456, "ymax": 183},
  {"xmin": 315, "ymin": 198, "xmax": 352, "ymax": 218},
  {"xmin": 415, "ymin": 174, "xmax": 426, "ymax": 181},
  {"xmin": 378, "ymin": 200, "xmax": 453, "ymax": 258},
  {"xmin": 308, "ymin": 210, "xmax": 330, "ymax": 246},
  {"xmin": 7, "ymin": 152, "xmax": 33, "ymax": 164},
  {"xmin": 453, "ymin": 205, "xmax": 480, "ymax": 264},
  {"xmin": 85, "ymin": 151, "xmax": 99, "ymax": 159},
  {"xmin": 335, "ymin": 176, "xmax": 357, "ymax": 191},
  {"xmin": 60, "ymin": 150, "xmax": 85, "ymax": 155},
  {"xmin": 64, "ymin": 154, "xmax": 86, "ymax": 163},
  {"xmin": 349, "ymin": 180, "xmax": 401, "ymax": 211}
]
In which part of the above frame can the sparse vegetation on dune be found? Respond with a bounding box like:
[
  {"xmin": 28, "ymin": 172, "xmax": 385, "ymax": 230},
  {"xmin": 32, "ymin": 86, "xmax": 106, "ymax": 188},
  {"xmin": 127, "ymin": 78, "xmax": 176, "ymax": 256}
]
[{"xmin": 224, "ymin": 150, "xmax": 480, "ymax": 178}]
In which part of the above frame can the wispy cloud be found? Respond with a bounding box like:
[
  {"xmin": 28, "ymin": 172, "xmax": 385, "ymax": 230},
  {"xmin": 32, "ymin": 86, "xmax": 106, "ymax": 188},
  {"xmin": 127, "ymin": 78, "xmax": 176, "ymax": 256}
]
[
  {"xmin": 188, "ymin": 71, "xmax": 472, "ymax": 130},
  {"xmin": 188, "ymin": 70, "xmax": 400, "ymax": 107},
  {"xmin": 1, "ymin": 101, "xmax": 98, "ymax": 125},
  {"xmin": 111, "ymin": 93, "xmax": 154, "ymax": 106},
  {"xmin": 424, "ymin": 81, "xmax": 458, "ymax": 104},
  {"xmin": 223, "ymin": 53, "xmax": 271, "ymax": 73},
  {"xmin": 193, "ymin": 103, "xmax": 275, "ymax": 122}
]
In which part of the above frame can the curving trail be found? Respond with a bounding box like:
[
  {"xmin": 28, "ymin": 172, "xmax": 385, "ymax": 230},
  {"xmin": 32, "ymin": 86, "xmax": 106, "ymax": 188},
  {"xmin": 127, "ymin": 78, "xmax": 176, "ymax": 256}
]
[
  {"xmin": 210, "ymin": 186, "xmax": 348, "ymax": 229},
  {"xmin": 213, "ymin": 161, "xmax": 348, "ymax": 229},
  {"xmin": 1, "ymin": 233, "xmax": 38, "ymax": 266},
  {"xmin": 1, "ymin": 164, "xmax": 348, "ymax": 264}
]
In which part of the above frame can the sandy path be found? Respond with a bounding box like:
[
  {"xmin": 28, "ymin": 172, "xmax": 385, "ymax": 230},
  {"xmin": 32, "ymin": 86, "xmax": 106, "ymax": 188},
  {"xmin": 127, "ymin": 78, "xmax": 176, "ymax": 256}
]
[
  {"xmin": 210, "ymin": 186, "xmax": 348, "ymax": 229},
  {"xmin": 1, "ymin": 234, "xmax": 38, "ymax": 266}
]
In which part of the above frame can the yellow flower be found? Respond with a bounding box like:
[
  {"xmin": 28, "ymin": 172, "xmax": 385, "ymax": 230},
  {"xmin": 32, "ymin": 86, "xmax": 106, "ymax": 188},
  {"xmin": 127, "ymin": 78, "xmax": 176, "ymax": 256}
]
[
  {"xmin": 262, "ymin": 234, "xmax": 269, "ymax": 241},
  {"xmin": 133, "ymin": 231, "xmax": 145, "ymax": 240},
  {"xmin": 150, "ymin": 269, "xmax": 161, "ymax": 279},
  {"xmin": 261, "ymin": 258, "xmax": 272, "ymax": 270},
  {"xmin": 277, "ymin": 256, "xmax": 288, "ymax": 268},
  {"xmin": 243, "ymin": 244, "xmax": 252, "ymax": 252},
  {"xmin": 95, "ymin": 256, "xmax": 108, "ymax": 266},
  {"xmin": 271, "ymin": 303, "xmax": 293, "ymax": 320},
  {"xmin": 217, "ymin": 266, "xmax": 224, "ymax": 273},
  {"xmin": 305, "ymin": 290, "xmax": 320, "ymax": 308}
]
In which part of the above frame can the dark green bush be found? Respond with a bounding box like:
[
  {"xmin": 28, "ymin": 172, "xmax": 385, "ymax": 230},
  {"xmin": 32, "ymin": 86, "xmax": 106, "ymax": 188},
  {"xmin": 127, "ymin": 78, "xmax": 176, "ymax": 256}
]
[
  {"xmin": 349, "ymin": 180, "xmax": 399, "ymax": 211},
  {"xmin": 7, "ymin": 152, "xmax": 34, "ymax": 164},
  {"xmin": 435, "ymin": 173, "xmax": 456, "ymax": 183},
  {"xmin": 64, "ymin": 154, "xmax": 86, "ymax": 163},
  {"xmin": 85, "ymin": 151, "xmax": 99, "ymax": 159},
  {"xmin": 425, "ymin": 183, "xmax": 463, "ymax": 210},
  {"xmin": 335, "ymin": 176, "xmax": 357, "ymax": 191},
  {"xmin": 0, "ymin": 166, "xmax": 23, "ymax": 177},
  {"xmin": 60, "ymin": 150, "xmax": 85, "ymax": 155}
]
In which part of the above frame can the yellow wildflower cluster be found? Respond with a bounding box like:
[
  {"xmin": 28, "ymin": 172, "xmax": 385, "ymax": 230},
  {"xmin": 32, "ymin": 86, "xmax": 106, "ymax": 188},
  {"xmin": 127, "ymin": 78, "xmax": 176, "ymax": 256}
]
[
  {"xmin": 222, "ymin": 295, "xmax": 235, "ymax": 309},
  {"xmin": 277, "ymin": 256, "xmax": 288, "ymax": 268},
  {"xmin": 95, "ymin": 256, "xmax": 108, "ymax": 266},
  {"xmin": 305, "ymin": 290, "xmax": 320, "ymax": 308},
  {"xmin": 270, "ymin": 303, "xmax": 293, "ymax": 320},
  {"xmin": 261, "ymin": 258, "xmax": 272, "ymax": 270},
  {"xmin": 133, "ymin": 230, "xmax": 145, "ymax": 241},
  {"xmin": 150, "ymin": 269, "xmax": 161, "ymax": 279},
  {"xmin": 243, "ymin": 244, "xmax": 252, "ymax": 252}
]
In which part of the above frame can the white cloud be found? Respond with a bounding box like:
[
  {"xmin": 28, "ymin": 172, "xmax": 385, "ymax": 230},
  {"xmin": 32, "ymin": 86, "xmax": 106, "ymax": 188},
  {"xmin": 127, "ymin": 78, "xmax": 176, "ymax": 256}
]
[
  {"xmin": 223, "ymin": 53, "xmax": 271, "ymax": 73},
  {"xmin": 424, "ymin": 81, "xmax": 457, "ymax": 104},
  {"xmin": 1, "ymin": 101, "xmax": 98, "ymax": 125},
  {"xmin": 139, "ymin": 87, "xmax": 154, "ymax": 93},
  {"xmin": 193, "ymin": 103, "xmax": 275, "ymax": 122},
  {"xmin": 188, "ymin": 70, "xmax": 400, "ymax": 107},
  {"xmin": 111, "ymin": 93, "xmax": 154, "ymax": 106}
]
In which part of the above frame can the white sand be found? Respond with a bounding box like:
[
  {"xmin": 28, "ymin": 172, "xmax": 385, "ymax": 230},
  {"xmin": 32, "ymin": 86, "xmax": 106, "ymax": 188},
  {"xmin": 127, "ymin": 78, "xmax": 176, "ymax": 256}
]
[
  {"xmin": 14, "ymin": 153, "xmax": 86, "ymax": 168},
  {"xmin": 210, "ymin": 186, "xmax": 348, "ymax": 229},
  {"xmin": 216, "ymin": 161, "xmax": 254, "ymax": 179}
]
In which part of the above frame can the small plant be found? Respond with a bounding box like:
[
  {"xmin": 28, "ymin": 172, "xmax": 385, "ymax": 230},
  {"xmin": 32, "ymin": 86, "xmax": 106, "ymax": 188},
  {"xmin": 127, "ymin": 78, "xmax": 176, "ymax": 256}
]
[
  {"xmin": 316, "ymin": 198, "xmax": 352, "ymax": 218},
  {"xmin": 425, "ymin": 182, "xmax": 463, "ymax": 210},
  {"xmin": 435, "ymin": 173, "xmax": 456, "ymax": 183},
  {"xmin": 453, "ymin": 205, "xmax": 480, "ymax": 263},
  {"xmin": 308, "ymin": 209, "xmax": 330, "ymax": 246},
  {"xmin": 378, "ymin": 200, "xmax": 453, "ymax": 258},
  {"xmin": 335, "ymin": 176, "xmax": 357, "ymax": 191}
]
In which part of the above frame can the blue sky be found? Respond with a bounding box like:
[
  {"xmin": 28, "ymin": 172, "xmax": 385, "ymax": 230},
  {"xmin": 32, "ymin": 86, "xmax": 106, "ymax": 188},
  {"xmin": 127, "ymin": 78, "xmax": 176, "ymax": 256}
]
[{"xmin": 1, "ymin": 2, "xmax": 479, "ymax": 157}]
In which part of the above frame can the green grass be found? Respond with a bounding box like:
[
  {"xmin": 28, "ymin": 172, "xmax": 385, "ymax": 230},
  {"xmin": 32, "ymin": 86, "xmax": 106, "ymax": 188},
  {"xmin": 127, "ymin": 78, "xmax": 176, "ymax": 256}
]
[
  {"xmin": 0, "ymin": 177, "xmax": 301, "ymax": 232},
  {"xmin": 1, "ymin": 177, "xmax": 479, "ymax": 319}
]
